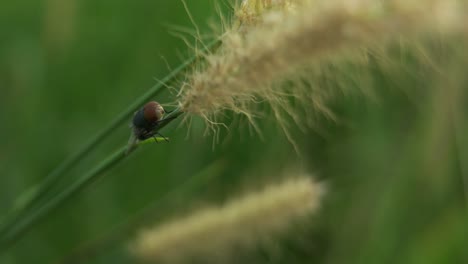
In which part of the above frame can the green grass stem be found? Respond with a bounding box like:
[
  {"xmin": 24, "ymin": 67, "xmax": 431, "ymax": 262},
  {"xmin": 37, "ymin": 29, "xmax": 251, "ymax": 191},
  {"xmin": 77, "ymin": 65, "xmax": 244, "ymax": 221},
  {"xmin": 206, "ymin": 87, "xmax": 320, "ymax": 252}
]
[
  {"xmin": 0, "ymin": 39, "xmax": 220, "ymax": 250},
  {"xmin": 0, "ymin": 114, "xmax": 181, "ymax": 249}
]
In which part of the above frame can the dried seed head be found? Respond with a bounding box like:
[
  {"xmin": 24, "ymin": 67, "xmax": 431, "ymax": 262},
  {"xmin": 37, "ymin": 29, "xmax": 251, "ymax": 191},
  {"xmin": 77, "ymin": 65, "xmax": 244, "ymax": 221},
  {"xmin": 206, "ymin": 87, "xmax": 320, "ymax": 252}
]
[
  {"xmin": 130, "ymin": 176, "xmax": 324, "ymax": 263},
  {"xmin": 236, "ymin": 0, "xmax": 298, "ymax": 28},
  {"xmin": 178, "ymin": 0, "xmax": 465, "ymax": 133}
]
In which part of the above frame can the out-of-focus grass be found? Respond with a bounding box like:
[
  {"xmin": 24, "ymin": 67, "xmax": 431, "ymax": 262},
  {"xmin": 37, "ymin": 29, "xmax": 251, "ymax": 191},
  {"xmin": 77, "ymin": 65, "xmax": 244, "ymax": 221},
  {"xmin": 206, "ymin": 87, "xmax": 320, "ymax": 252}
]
[{"xmin": 0, "ymin": 1, "xmax": 467, "ymax": 264}]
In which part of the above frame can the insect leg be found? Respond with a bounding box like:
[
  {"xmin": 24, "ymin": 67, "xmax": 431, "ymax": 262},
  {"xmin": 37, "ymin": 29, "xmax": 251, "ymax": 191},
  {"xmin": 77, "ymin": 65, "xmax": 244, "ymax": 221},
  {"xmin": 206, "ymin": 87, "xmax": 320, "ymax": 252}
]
[
  {"xmin": 152, "ymin": 135, "xmax": 160, "ymax": 144},
  {"xmin": 157, "ymin": 132, "xmax": 170, "ymax": 142}
]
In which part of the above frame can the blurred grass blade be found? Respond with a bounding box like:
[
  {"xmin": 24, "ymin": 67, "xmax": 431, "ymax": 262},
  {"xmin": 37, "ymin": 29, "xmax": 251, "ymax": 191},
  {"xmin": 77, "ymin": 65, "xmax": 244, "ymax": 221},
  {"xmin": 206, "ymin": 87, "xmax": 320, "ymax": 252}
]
[
  {"xmin": 0, "ymin": 145, "xmax": 128, "ymax": 249},
  {"xmin": 0, "ymin": 105, "xmax": 184, "ymax": 250},
  {"xmin": 0, "ymin": 61, "xmax": 182, "ymax": 230},
  {"xmin": 58, "ymin": 159, "xmax": 226, "ymax": 264}
]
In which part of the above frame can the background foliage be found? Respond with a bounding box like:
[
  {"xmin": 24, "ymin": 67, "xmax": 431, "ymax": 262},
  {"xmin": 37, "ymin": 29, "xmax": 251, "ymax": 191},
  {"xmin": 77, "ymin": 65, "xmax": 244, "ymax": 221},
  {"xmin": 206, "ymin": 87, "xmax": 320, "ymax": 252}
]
[{"xmin": 0, "ymin": 1, "xmax": 467, "ymax": 263}]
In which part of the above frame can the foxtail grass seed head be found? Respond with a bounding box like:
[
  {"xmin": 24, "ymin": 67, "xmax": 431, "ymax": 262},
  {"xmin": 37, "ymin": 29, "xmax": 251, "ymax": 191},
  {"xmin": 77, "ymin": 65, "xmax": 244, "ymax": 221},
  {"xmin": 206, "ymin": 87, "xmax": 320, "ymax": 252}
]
[
  {"xmin": 131, "ymin": 176, "xmax": 324, "ymax": 263},
  {"xmin": 236, "ymin": 0, "xmax": 298, "ymax": 28},
  {"xmin": 178, "ymin": 0, "xmax": 465, "ymax": 129}
]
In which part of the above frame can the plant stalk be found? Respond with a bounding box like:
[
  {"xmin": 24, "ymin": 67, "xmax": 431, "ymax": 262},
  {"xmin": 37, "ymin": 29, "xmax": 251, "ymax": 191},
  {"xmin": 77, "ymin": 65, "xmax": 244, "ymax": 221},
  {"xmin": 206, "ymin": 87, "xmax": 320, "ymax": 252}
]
[{"xmin": 0, "ymin": 110, "xmax": 184, "ymax": 250}]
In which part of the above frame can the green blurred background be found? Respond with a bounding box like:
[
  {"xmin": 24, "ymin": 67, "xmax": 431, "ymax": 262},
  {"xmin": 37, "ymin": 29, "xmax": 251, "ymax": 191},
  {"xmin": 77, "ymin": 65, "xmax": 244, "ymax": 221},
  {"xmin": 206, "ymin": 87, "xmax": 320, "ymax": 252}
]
[{"xmin": 0, "ymin": 0, "xmax": 467, "ymax": 263}]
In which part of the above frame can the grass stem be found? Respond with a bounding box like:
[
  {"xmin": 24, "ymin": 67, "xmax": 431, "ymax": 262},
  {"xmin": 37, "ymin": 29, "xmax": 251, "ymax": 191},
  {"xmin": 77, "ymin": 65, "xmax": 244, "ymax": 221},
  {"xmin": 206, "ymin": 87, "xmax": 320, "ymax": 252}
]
[
  {"xmin": 0, "ymin": 39, "xmax": 221, "ymax": 250},
  {"xmin": 0, "ymin": 110, "xmax": 182, "ymax": 250}
]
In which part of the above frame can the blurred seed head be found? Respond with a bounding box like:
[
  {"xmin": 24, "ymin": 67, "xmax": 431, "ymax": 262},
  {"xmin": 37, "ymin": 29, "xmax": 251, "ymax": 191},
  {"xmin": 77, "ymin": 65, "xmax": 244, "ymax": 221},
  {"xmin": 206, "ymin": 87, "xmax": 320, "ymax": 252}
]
[
  {"xmin": 177, "ymin": 0, "xmax": 465, "ymax": 134},
  {"xmin": 236, "ymin": 0, "xmax": 298, "ymax": 28},
  {"xmin": 130, "ymin": 175, "xmax": 325, "ymax": 263}
]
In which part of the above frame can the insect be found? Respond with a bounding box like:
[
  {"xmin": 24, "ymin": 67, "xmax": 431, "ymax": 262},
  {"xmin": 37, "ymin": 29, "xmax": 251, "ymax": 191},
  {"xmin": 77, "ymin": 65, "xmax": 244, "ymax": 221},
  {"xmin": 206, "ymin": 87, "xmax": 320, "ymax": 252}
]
[
  {"xmin": 127, "ymin": 101, "xmax": 172, "ymax": 153},
  {"xmin": 132, "ymin": 101, "xmax": 167, "ymax": 140}
]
